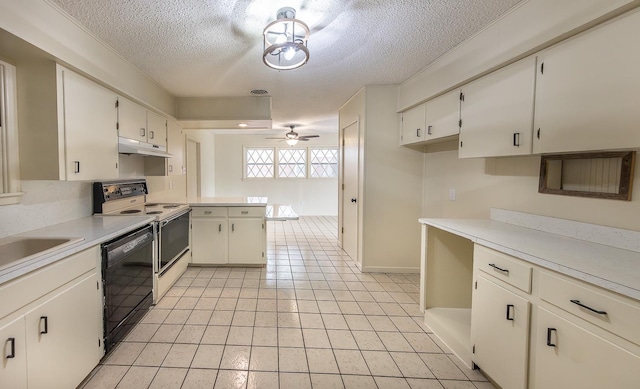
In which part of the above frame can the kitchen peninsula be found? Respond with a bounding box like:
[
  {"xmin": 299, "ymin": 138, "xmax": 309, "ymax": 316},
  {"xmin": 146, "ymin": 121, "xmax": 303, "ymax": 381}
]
[
  {"xmin": 189, "ymin": 197, "xmax": 268, "ymax": 266},
  {"xmin": 419, "ymin": 209, "xmax": 640, "ymax": 389}
]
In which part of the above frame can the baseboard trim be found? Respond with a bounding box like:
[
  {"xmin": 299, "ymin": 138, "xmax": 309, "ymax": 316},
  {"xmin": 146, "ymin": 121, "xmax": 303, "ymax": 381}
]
[{"xmin": 359, "ymin": 266, "xmax": 420, "ymax": 274}]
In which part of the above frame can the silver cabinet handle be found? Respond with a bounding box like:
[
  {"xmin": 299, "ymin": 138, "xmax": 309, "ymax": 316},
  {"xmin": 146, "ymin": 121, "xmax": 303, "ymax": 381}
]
[
  {"xmin": 140, "ymin": 128, "xmax": 146, "ymax": 137},
  {"xmin": 513, "ymin": 132, "xmax": 520, "ymax": 147},
  {"xmin": 427, "ymin": 125, "xmax": 433, "ymax": 135},
  {"xmin": 168, "ymin": 165, "xmax": 173, "ymax": 172},
  {"xmin": 232, "ymin": 224, "xmax": 235, "ymax": 232},
  {"xmin": 241, "ymin": 211, "xmax": 249, "ymax": 215},
  {"xmin": 416, "ymin": 128, "xmax": 421, "ymax": 138},
  {"xmin": 218, "ymin": 224, "xmax": 222, "ymax": 232},
  {"xmin": 73, "ymin": 161, "xmax": 80, "ymax": 173},
  {"xmin": 149, "ymin": 130, "xmax": 155, "ymax": 139},
  {"xmin": 204, "ymin": 211, "xmax": 212, "ymax": 215},
  {"xmin": 489, "ymin": 263, "xmax": 509, "ymax": 273},
  {"xmin": 6, "ymin": 338, "xmax": 15, "ymax": 358}
]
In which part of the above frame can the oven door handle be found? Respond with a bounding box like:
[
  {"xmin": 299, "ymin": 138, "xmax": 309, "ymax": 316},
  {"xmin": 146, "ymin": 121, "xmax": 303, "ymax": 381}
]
[{"xmin": 160, "ymin": 208, "xmax": 191, "ymax": 227}]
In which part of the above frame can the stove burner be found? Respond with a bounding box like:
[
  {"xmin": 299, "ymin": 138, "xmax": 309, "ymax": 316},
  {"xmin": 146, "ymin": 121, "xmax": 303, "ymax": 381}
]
[
  {"xmin": 120, "ymin": 209, "xmax": 142, "ymax": 214},
  {"xmin": 145, "ymin": 203, "xmax": 159, "ymax": 207},
  {"xmin": 146, "ymin": 211, "xmax": 163, "ymax": 215},
  {"xmin": 163, "ymin": 205, "xmax": 179, "ymax": 209}
]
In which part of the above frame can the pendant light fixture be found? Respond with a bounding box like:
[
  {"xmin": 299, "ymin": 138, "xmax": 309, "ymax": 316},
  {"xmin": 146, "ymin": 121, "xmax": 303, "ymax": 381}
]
[{"xmin": 263, "ymin": 7, "xmax": 310, "ymax": 70}]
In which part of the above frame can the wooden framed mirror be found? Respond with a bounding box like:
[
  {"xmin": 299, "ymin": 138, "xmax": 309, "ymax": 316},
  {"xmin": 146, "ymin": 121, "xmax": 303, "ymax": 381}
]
[{"xmin": 539, "ymin": 151, "xmax": 635, "ymax": 201}]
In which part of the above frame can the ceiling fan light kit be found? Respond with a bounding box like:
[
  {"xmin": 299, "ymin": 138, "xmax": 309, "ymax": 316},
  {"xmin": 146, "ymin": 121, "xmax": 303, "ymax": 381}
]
[
  {"xmin": 263, "ymin": 7, "xmax": 310, "ymax": 70},
  {"xmin": 266, "ymin": 125, "xmax": 320, "ymax": 145}
]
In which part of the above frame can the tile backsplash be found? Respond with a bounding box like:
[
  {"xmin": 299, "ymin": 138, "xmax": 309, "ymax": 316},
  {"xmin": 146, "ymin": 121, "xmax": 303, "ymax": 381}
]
[{"xmin": 0, "ymin": 180, "xmax": 93, "ymax": 238}]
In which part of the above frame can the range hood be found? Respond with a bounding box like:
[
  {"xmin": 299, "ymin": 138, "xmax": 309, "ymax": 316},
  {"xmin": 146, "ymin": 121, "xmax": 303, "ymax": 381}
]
[{"xmin": 118, "ymin": 137, "xmax": 173, "ymax": 158}]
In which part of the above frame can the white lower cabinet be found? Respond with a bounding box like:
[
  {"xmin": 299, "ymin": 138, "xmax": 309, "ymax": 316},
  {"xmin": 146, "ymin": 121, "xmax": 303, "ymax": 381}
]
[
  {"xmin": 192, "ymin": 217, "xmax": 227, "ymax": 264},
  {"xmin": 0, "ymin": 317, "xmax": 27, "ymax": 388},
  {"xmin": 228, "ymin": 218, "xmax": 265, "ymax": 264},
  {"xmin": 191, "ymin": 206, "xmax": 266, "ymax": 265},
  {"xmin": 534, "ymin": 307, "xmax": 640, "ymax": 389},
  {"xmin": 25, "ymin": 273, "xmax": 102, "ymax": 389},
  {"xmin": 0, "ymin": 247, "xmax": 103, "ymax": 389},
  {"xmin": 468, "ymin": 245, "xmax": 640, "ymax": 389},
  {"xmin": 471, "ymin": 274, "xmax": 530, "ymax": 389}
]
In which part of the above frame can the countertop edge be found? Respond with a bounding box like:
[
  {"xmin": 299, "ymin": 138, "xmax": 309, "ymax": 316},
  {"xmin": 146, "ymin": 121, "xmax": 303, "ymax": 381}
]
[
  {"xmin": 419, "ymin": 218, "xmax": 640, "ymax": 301},
  {"xmin": 0, "ymin": 216, "xmax": 155, "ymax": 285}
]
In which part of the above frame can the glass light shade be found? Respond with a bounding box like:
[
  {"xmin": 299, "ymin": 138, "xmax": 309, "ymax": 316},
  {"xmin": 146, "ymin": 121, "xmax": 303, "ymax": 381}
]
[
  {"xmin": 285, "ymin": 138, "xmax": 299, "ymax": 146},
  {"xmin": 263, "ymin": 8, "xmax": 310, "ymax": 70}
]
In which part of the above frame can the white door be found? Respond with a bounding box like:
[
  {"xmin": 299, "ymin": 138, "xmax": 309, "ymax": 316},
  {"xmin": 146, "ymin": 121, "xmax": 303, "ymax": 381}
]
[
  {"xmin": 186, "ymin": 139, "xmax": 200, "ymax": 199},
  {"xmin": 341, "ymin": 121, "xmax": 359, "ymax": 263}
]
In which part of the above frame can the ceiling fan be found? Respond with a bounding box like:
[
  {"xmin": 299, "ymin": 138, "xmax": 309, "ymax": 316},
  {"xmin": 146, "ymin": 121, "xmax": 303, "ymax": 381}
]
[{"xmin": 266, "ymin": 125, "xmax": 319, "ymax": 145}]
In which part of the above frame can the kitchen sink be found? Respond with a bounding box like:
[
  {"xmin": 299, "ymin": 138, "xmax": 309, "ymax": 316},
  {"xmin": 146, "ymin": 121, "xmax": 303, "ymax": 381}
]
[{"xmin": 0, "ymin": 237, "xmax": 84, "ymax": 269}]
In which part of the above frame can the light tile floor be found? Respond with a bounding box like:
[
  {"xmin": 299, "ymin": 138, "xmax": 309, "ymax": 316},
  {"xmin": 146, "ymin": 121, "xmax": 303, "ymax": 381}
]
[{"xmin": 82, "ymin": 216, "xmax": 494, "ymax": 389}]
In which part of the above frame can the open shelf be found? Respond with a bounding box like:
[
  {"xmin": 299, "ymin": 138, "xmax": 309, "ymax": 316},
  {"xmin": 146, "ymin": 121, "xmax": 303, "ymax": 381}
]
[{"xmin": 424, "ymin": 307, "xmax": 473, "ymax": 368}]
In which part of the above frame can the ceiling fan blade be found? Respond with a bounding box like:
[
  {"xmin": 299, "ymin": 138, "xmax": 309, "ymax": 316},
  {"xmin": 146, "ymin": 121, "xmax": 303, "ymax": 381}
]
[
  {"xmin": 298, "ymin": 135, "xmax": 320, "ymax": 139},
  {"xmin": 265, "ymin": 137, "xmax": 285, "ymax": 139}
]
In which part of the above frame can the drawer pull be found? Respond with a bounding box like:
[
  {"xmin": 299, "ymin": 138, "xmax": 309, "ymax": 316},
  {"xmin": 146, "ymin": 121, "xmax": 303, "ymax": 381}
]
[
  {"xmin": 488, "ymin": 263, "xmax": 509, "ymax": 273},
  {"xmin": 204, "ymin": 211, "xmax": 212, "ymax": 215},
  {"xmin": 218, "ymin": 224, "xmax": 222, "ymax": 232},
  {"xmin": 241, "ymin": 211, "xmax": 249, "ymax": 215},
  {"xmin": 40, "ymin": 316, "xmax": 48, "ymax": 334},
  {"xmin": 570, "ymin": 299, "xmax": 607, "ymax": 315},
  {"xmin": 506, "ymin": 304, "xmax": 515, "ymax": 321},
  {"xmin": 546, "ymin": 328, "xmax": 557, "ymax": 347},
  {"xmin": 6, "ymin": 338, "xmax": 15, "ymax": 358}
]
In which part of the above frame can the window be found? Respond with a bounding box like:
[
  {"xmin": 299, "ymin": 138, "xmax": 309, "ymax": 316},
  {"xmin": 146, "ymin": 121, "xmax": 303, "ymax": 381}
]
[
  {"xmin": 310, "ymin": 148, "xmax": 338, "ymax": 178},
  {"xmin": 245, "ymin": 148, "xmax": 274, "ymax": 178},
  {"xmin": 279, "ymin": 148, "xmax": 306, "ymax": 178},
  {"xmin": 243, "ymin": 146, "xmax": 338, "ymax": 179}
]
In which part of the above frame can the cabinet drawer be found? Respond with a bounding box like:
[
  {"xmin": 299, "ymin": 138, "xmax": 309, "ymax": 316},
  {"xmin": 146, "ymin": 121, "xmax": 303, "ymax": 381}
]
[
  {"xmin": 474, "ymin": 245, "xmax": 532, "ymax": 293},
  {"xmin": 191, "ymin": 207, "xmax": 227, "ymax": 217},
  {"xmin": 0, "ymin": 246, "xmax": 98, "ymax": 319},
  {"xmin": 539, "ymin": 271, "xmax": 640, "ymax": 346},
  {"xmin": 228, "ymin": 207, "xmax": 265, "ymax": 218}
]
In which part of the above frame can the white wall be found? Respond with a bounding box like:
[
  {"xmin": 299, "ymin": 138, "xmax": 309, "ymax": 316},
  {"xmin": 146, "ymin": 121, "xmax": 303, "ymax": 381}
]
[
  {"xmin": 213, "ymin": 134, "xmax": 338, "ymax": 216},
  {"xmin": 185, "ymin": 130, "xmax": 216, "ymax": 197},
  {"xmin": 0, "ymin": 181, "xmax": 92, "ymax": 238},
  {"xmin": 422, "ymin": 142, "xmax": 640, "ymax": 231}
]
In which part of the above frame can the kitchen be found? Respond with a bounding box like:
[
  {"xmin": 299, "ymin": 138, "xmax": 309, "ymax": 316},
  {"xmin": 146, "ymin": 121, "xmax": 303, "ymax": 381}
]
[{"xmin": 1, "ymin": 0, "xmax": 640, "ymax": 388}]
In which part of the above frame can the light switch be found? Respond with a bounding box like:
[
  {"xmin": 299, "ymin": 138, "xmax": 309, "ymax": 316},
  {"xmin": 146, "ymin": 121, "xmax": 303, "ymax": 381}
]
[{"xmin": 449, "ymin": 188, "xmax": 456, "ymax": 201}]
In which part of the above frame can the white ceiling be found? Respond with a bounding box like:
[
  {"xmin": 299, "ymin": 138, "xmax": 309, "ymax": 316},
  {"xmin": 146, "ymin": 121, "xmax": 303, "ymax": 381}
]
[{"xmin": 49, "ymin": 0, "xmax": 524, "ymax": 136}]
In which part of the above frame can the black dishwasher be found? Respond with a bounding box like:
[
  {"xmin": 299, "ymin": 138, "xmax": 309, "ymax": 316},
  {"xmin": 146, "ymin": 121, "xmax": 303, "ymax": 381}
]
[{"xmin": 102, "ymin": 224, "xmax": 154, "ymax": 353}]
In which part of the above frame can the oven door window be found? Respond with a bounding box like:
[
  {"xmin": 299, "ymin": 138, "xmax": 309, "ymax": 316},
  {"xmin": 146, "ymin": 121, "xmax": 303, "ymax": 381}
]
[{"xmin": 159, "ymin": 211, "xmax": 190, "ymax": 272}]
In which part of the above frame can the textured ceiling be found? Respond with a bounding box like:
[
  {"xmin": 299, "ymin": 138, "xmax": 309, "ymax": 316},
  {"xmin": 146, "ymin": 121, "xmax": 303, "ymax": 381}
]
[{"xmin": 50, "ymin": 0, "xmax": 524, "ymax": 135}]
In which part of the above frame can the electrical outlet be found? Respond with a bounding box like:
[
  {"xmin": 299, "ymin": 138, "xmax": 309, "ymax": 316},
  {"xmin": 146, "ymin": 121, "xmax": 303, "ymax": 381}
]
[{"xmin": 449, "ymin": 188, "xmax": 456, "ymax": 201}]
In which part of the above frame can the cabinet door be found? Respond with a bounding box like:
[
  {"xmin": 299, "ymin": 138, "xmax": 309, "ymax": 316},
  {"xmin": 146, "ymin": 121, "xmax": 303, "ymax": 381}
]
[
  {"xmin": 167, "ymin": 120, "xmax": 185, "ymax": 176},
  {"xmin": 25, "ymin": 273, "xmax": 102, "ymax": 389},
  {"xmin": 117, "ymin": 97, "xmax": 147, "ymax": 142},
  {"xmin": 147, "ymin": 111, "xmax": 167, "ymax": 148},
  {"xmin": 61, "ymin": 69, "xmax": 119, "ymax": 181},
  {"xmin": 228, "ymin": 218, "xmax": 265, "ymax": 264},
  {"xmin": 471, "ymin": 275, "xmax": 530, "ymax": 389},
  {"xmin": 400, "ymin": 104, "xmax": 426, "ymax": 145},
  {"xmin": 191, "ymin": 218, "xmax": 228, "ymax": 264},
  {"xmin": 459, "ymin": 56, "xmax": 536, "ymax": 158},
  {"xmin": 0, "ymin": 317, "xmax": 27, "ymax": 389},
  {"xmin": 533, "ymin": 11, "xmax": 640, "ymax": 153},
  {"xmin": 425, "ymin": 90, "xmax": 461, "ymax": 141},
  {"xmin": 534, "ymin": 307, "xmax": 640, "ymax": 389}
]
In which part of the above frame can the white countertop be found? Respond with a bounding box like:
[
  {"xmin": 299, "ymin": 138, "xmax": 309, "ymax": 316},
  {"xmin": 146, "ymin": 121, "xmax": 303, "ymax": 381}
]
[
  {"xmin": 187, "ymin": 197, "xmax": 268, "ymax": 206},
  {"xmin": 419, "ymin": 218, "xmax": 640, "ymax": 301},
  {"xmin": 0, "ymin": 215, "xmax": 154, "ymax": 284}
]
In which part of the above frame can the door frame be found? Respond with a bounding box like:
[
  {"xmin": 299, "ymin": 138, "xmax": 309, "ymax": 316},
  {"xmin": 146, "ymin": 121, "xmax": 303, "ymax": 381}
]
[
  {"xmin": 339, "ymin": 118, "xmax": 360, "ymax": 266},
  {"xmin": 186, "ymin": 138, "xmax": 201, "ymax": 199}
]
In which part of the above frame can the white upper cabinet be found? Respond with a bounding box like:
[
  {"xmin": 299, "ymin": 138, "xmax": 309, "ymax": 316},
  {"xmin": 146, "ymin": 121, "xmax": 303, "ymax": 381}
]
[
  {"xmin": 146, "ymin": 110, "xmax": 167, "ymax": 148},
  {"xmin": 116, "ymin": 97, "xmax": 147, "ymax": 142},
  {"xmin": 400, "ymin": 103, "xmax": 426, "ymax": 145},
  {"xmin": 533, "ymin": 10, "xmax": 640, "ymax": 154},
  {"xmin": 18, "ymin": 64, "xmax": 118, "ymax": 181},
  {"xmin": 459, "ymin": 56, "xmax": 536, "ymax": 158},
  {"xmin": 117, "ymin": 97, "xmax": 167, "ymax": 148},
  {"xmin": 167, "ymin": 119, "xmax": 185, "ymax": 175},
  {"xmin": 425, "ymin": 89, "xmax": 461, "ymax": 142},
  {"xmin": 62, "ymin": 69, "xmax": 119, "ymax": 181}
]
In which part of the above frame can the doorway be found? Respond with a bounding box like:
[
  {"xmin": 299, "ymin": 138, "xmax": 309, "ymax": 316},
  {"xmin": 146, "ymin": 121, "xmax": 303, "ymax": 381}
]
[
  {"xmin": 186, "ymin": 139, "xmax": 201, "ymax": 199},
  {"xmin": 341, "ymin": 120, "xmax": 359, "ymax": 264}
]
